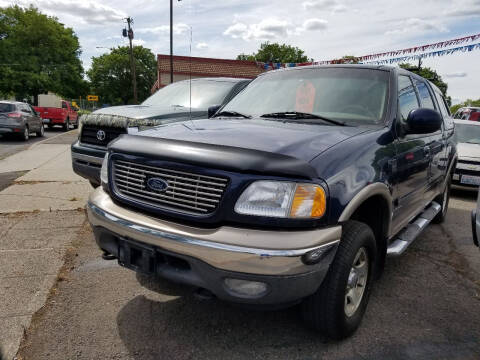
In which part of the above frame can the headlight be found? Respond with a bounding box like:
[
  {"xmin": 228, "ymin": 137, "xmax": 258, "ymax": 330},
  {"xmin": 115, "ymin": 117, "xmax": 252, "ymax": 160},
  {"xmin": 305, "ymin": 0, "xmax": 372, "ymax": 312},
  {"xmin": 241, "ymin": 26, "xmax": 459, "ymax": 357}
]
[
  {"xmin": 234, "ymin": 181, "xmax": 326, "ymax": 219},
  {"xmin": 100, "ymin": 153, "xmax": 109, "ymax": 184}
]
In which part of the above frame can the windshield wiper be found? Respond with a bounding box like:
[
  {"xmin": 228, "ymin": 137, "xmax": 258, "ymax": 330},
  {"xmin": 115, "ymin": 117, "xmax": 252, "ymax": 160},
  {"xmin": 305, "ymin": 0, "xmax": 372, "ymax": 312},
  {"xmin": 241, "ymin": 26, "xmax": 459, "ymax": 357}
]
[
  {"xmin": 213, "ymin": 110, "xmax": 251, "ymax": 119},
  {"xmin": 260, "ymin": 111, "xmax": 346, "ymax": 126}
]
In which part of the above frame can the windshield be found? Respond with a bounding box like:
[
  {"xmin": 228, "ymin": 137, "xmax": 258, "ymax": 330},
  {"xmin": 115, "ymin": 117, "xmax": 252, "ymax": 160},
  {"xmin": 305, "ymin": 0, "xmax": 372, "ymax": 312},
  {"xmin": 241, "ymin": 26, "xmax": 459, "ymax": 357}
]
[
  {"xmin": 0, "ymin": 103, "xmax": 15, "ymax": 113},
  {"xmin": 455, "ymin": 123, "xmax": 480, "ymax": 144},
  {"xmin": 221, "ymin": 67, "xmax": 389, "ymax": 125},
  {"xmin": 142, "ymin": 80, "xmax": 234, "ymax": 109}
]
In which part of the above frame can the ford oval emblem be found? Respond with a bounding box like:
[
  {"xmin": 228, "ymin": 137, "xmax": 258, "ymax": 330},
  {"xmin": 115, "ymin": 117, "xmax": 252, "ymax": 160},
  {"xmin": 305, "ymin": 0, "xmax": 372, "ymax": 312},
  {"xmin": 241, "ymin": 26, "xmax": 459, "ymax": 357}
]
[{"xmin": 146, "ymin": 177, "xmax": 169, "ymax": 192}]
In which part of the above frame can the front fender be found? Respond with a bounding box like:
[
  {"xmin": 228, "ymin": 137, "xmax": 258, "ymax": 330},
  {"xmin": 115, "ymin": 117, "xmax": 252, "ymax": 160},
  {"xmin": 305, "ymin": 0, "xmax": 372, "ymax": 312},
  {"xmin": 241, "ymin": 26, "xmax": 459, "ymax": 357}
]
[{"xmin": 338, "ymin": 183, "xmax": 393, "ymax": 223}]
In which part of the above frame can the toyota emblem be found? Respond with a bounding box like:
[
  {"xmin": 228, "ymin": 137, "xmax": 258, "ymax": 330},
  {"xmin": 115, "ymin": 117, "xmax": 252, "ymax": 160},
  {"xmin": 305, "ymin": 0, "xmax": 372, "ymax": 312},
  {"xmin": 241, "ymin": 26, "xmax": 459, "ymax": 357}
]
[{"xmin": 96, "ymin": 130, "xmax": 106, "ymax": 141}]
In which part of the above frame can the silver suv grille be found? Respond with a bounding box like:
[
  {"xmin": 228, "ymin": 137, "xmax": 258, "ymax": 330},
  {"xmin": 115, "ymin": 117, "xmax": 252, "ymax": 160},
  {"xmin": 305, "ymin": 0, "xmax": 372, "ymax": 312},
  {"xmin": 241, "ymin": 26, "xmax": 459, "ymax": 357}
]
[{"xmin": 112, "ymin": 159, "xmax": 228, "ymax": 215}]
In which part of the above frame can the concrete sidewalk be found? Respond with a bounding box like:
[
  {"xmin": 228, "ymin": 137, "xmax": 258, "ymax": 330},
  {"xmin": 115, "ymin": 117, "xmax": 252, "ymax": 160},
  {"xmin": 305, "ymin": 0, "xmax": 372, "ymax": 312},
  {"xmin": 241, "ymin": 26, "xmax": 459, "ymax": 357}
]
[
  {"xmin": 0, "ymin": 131, "xmax": 92, "ymax": 360},
  {"xmin": 0, "ymin": 131, "xmax": 91, "ymax": 213}
]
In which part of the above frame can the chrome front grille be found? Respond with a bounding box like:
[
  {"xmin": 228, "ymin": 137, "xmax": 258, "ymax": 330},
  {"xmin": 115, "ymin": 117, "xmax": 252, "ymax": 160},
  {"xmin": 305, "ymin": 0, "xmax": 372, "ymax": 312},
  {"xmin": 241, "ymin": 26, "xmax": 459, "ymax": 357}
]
[{"xmin": 112, "ymin": 159, "xmax": 228, "ymax": 215}]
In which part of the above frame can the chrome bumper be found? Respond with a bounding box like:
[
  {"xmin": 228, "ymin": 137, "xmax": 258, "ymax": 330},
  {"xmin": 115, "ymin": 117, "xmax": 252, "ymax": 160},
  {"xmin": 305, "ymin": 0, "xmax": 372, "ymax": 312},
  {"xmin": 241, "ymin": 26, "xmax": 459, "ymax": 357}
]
[{"xmin": 87, "ymin": 188, "xmax": 341, "ymax": 276}]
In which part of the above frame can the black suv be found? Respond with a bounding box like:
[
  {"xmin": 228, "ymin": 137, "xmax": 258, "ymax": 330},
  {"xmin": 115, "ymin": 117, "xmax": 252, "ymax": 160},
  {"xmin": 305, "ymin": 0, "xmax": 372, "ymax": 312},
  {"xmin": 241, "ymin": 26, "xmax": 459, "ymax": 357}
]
[
  {"xmin": 72, "ymin": 77, "xmax": 250, "ymax": 186},
  {"xmin": 86, "ymin": 65, "xmax": 456, "ymax": 339}
]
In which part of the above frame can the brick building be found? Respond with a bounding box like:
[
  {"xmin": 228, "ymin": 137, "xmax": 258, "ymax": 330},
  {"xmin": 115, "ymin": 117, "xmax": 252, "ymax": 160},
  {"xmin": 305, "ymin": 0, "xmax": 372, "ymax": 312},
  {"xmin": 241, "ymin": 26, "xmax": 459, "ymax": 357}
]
[{"xmin": 151, "ymin": 54, "xmax": 265, "ymax": 92}]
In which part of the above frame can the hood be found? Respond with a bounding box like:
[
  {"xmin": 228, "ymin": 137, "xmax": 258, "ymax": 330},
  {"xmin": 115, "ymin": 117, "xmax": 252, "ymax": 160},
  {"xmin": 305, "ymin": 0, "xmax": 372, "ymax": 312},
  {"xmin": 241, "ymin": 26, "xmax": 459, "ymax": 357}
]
[
  {"xmin": 82, "ymin": 105, "xmax": 205, "ymax": 128},
  {"xmin": 136, "ymin": 118, "xmax": 371, "ymax": 163},
  {"xmin": 457, "ymin": 142, "xmax": 480, "ymax": 160}
]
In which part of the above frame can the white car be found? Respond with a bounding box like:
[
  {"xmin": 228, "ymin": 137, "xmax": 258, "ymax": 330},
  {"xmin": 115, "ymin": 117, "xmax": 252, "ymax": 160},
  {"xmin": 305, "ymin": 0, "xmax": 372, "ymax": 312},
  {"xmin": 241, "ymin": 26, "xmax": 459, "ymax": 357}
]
[{"xmin": 452, "ymin": 119, "xmax": 480, "ymax": 189}]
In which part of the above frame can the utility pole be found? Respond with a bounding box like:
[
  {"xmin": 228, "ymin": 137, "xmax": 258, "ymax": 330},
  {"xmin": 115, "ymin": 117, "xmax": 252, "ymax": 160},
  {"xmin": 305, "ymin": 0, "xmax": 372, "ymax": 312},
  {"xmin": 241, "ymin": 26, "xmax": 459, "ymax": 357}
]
[
  {"xmin": 125, "ymin": 17, "xmax": 138, "ymax": 104},
  {"xmin": 170, "ymin": 0, "xmax": 174, "ymax": 84}
]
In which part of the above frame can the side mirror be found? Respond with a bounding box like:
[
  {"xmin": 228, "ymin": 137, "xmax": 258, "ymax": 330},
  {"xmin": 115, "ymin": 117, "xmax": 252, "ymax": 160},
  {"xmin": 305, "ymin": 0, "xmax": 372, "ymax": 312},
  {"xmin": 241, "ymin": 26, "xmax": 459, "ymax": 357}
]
[
  {"xmin": 208, "ymin": 105, "xmax": 221, "ymax": 118},
  {"xmin": 405, "ymin": 108, "xmax": 442, "ymax": 134}
]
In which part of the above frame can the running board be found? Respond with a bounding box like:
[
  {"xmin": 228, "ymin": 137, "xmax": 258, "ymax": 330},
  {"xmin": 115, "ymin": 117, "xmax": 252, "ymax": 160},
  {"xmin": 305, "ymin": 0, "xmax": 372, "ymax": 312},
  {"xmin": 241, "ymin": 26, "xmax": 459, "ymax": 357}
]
[{"xmin": 387, "ymin": 201, "xmax": 441, "ymax": 257}]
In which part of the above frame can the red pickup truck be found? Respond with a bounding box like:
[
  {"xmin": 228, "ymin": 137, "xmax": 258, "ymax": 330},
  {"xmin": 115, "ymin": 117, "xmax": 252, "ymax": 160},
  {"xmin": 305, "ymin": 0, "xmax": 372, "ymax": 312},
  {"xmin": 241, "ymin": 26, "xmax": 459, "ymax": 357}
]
[{"xmin": 34, "ymin": 100, "xmax": 78, "ymax": 131}]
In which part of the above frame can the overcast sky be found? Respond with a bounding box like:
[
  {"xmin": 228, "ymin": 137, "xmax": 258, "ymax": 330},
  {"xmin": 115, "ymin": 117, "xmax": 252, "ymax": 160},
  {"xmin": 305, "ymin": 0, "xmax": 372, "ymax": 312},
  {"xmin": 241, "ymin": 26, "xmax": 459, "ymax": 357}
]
[{"xmin": 3, "ymin": 0, "xmax": 480, "ymax": 103}]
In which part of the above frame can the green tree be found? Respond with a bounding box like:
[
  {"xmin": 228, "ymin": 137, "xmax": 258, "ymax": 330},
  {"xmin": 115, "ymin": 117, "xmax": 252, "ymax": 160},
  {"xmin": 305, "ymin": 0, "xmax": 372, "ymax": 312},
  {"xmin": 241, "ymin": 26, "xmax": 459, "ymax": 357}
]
[
  {"xmin": 87, "ymin": 46, "xmax": 156, "ymax": 105},
  {"xmin": 236, "ymin": 42, "xmax": 310, "ymax": 63},
  {"xmin": 450, "ymin": 98, "xmax": 480, "ymax": 114},
  {"xmin": 399, "ymin": 63, "xmax": 451, "ymax": 106},
  {"xmin": 0, "ymin": 5, "xmax": 84, "ymax": 103}
]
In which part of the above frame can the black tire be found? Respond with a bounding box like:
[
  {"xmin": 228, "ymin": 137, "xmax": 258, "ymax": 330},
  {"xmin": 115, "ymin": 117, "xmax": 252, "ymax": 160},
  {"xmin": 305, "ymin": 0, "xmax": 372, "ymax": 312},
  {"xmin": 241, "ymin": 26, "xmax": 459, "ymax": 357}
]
[
  {"xmin": 432, "ymin": 177, "xmax": 451, "ymax": 224},
  {"xmin": 63, "ymin": 118, "xmax": 70, "ymax": 131},
  {"xmin": 302, "ymin": 220, "xmax": 376, "ymax": 339},
  {"xmin": 36, "ymin": 124, "xmax": 45, "ymax": 137},
  {"xmin": 21, "ymin": 126, "xmax": 29, "ymax": 141}
]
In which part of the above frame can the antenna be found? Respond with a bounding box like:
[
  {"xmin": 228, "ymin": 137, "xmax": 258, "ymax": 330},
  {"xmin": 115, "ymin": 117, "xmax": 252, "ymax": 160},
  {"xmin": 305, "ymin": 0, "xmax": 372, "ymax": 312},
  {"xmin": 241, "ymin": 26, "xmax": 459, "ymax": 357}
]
[{"xmin": 189, "ymin": 25, "xmax": 192, "ymax": 121}]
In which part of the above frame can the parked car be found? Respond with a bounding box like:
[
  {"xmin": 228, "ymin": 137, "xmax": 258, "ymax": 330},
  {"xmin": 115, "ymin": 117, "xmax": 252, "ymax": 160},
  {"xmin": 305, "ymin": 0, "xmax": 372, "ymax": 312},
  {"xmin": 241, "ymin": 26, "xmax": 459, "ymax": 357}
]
[
  {"xmin": 71, "ymin": 77, "xmax": 250, "ymax": 187},
  {"xmin": 451, "ymin": 119, "xmax": 480, "ymax": 189},
  {"xmin": 34, "ymin": 98, "xmax": 78, "ymax": 131},
  {"xmin": 86, "ymin": 65, "xmax": 456, "ymax": 339},
  {"xmin": 0, "ymin": 100, "xmax": 44, "ymax": 141},
  {"xmin": 453, "ymin": 107, "xmax": 480, "ymax": 121}
]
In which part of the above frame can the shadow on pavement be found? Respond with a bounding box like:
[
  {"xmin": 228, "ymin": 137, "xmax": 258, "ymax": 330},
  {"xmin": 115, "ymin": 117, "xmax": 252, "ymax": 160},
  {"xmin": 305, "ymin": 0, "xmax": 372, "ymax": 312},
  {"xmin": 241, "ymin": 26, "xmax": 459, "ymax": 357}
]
[
  {"xmin": 116, "ymin": 291, "xmax": 313, "ymax": 360},
  {"xmin": 115, "ymin": 205, "xmax": 480, "ymax": 360},
  {"xmin": 451, "ymin": 187, "xmax": 478, "ymax": 201}
]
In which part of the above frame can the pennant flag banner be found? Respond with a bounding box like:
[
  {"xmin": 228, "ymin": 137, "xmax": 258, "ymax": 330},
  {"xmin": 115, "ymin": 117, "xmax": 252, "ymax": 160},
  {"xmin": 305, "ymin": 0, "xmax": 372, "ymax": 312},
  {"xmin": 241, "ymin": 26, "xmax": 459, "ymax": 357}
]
[
  {"xmin": 255, "ymin": 32, "xmax": 480, "ymax": 70},
  {"xmin": 362, "ymin": 42, "xmax": 480, "ymax": 65},
  {"xmin": 359, "ymin": 33, "xmax": 480, "ymax": 62}
]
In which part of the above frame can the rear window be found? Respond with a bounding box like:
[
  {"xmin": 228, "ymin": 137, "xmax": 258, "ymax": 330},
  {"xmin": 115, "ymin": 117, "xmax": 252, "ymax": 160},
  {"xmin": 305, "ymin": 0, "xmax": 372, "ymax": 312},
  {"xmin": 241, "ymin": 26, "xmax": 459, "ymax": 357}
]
[{"xmin": 0, "ymin": 103, "xmax": 15, "ymax": 113}]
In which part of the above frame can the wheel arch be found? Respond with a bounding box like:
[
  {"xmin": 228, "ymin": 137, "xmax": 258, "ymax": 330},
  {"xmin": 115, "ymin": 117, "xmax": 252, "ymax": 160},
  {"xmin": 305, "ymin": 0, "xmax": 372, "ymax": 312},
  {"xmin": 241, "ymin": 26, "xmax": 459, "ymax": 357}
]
[{"xmin": 338, "ymin": 183, "xmax": 393, "ymax": 276}]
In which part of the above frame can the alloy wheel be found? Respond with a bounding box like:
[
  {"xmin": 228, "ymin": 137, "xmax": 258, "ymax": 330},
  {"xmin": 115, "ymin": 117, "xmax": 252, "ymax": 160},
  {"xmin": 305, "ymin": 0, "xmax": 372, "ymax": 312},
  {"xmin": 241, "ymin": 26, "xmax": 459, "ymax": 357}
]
[{"xmin": 344, "ymin": 247, "xmax": 369, "ymax": 317}]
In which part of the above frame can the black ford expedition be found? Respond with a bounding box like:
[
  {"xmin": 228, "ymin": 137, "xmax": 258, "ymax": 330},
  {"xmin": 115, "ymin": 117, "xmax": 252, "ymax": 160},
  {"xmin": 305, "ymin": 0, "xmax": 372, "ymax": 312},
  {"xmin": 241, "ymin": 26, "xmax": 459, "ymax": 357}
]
[{"xmin": 87, "ymin": 65, "xmax": 456, "ymax": 339}]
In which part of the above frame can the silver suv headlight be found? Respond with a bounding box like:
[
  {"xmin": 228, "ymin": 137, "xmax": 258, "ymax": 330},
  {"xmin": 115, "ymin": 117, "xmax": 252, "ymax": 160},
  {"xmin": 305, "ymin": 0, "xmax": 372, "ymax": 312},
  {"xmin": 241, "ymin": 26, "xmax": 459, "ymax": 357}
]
[
  {"xmin": 100, "ymin": 153, "xmax": 109, "ymax": 185},
  {"xmin": 234, "ymin": 181, "xmax": 326, "ymax": 219}
]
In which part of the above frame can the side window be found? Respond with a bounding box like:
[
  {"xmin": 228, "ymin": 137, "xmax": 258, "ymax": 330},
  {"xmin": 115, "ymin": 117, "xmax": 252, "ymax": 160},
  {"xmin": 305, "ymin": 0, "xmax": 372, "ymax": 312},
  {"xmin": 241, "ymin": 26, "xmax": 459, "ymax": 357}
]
[
  {"xmin": 62, "ymin": 102, "xmax": 67, "ymax": 109},
  {"xmin": 433, "ymin": 91, "xmax": 449, "ymax": 118},
  {"xmin": 414, "ymin": 80, "xmax": 435, "ymax": 109},
  {"xmin": 20, "ymin": 104, "xmax": 31, "ymax": 114},
  {"xmin": 398, "ymin": 75, "xmax": 419, "ymax": 123}
]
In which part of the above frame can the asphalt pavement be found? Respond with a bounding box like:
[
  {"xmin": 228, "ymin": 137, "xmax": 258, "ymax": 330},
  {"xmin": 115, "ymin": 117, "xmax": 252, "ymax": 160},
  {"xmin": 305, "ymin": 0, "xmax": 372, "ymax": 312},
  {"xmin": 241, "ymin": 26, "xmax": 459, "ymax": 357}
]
[{"xmin": 14, "ymin": 191, "xmax": 480, "ymax": 360}]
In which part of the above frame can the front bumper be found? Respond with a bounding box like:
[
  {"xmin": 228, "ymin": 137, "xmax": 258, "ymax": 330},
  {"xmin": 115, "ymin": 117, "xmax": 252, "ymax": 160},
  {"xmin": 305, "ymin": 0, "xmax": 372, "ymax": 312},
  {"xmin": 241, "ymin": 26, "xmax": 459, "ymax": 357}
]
[
  {"xmin": 452, "ymin": 162, "xmax": 480, "ymax": 190},
  {"xmin": 87, "ymin": 188, "xmax": 341, "ymax": 304},
  {"xmin": 71, "ymin": 140, "xmax": 106, "ymax": 185}
]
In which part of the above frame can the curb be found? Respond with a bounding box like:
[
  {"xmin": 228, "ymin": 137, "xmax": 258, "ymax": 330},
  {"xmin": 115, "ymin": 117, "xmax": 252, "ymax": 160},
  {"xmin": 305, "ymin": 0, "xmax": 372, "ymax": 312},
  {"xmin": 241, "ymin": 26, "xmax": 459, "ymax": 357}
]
[{"xmin": 29, "ymin": 129, "xmax": 77, "ymax": 150}]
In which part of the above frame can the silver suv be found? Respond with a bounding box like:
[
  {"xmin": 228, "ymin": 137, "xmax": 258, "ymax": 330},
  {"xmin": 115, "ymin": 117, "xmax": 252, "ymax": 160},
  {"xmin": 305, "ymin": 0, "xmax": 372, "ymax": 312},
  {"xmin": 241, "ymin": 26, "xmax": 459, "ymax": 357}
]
[{"xmin": 0, "ymin": 101, "xmax": 44, "ymax": 141}]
